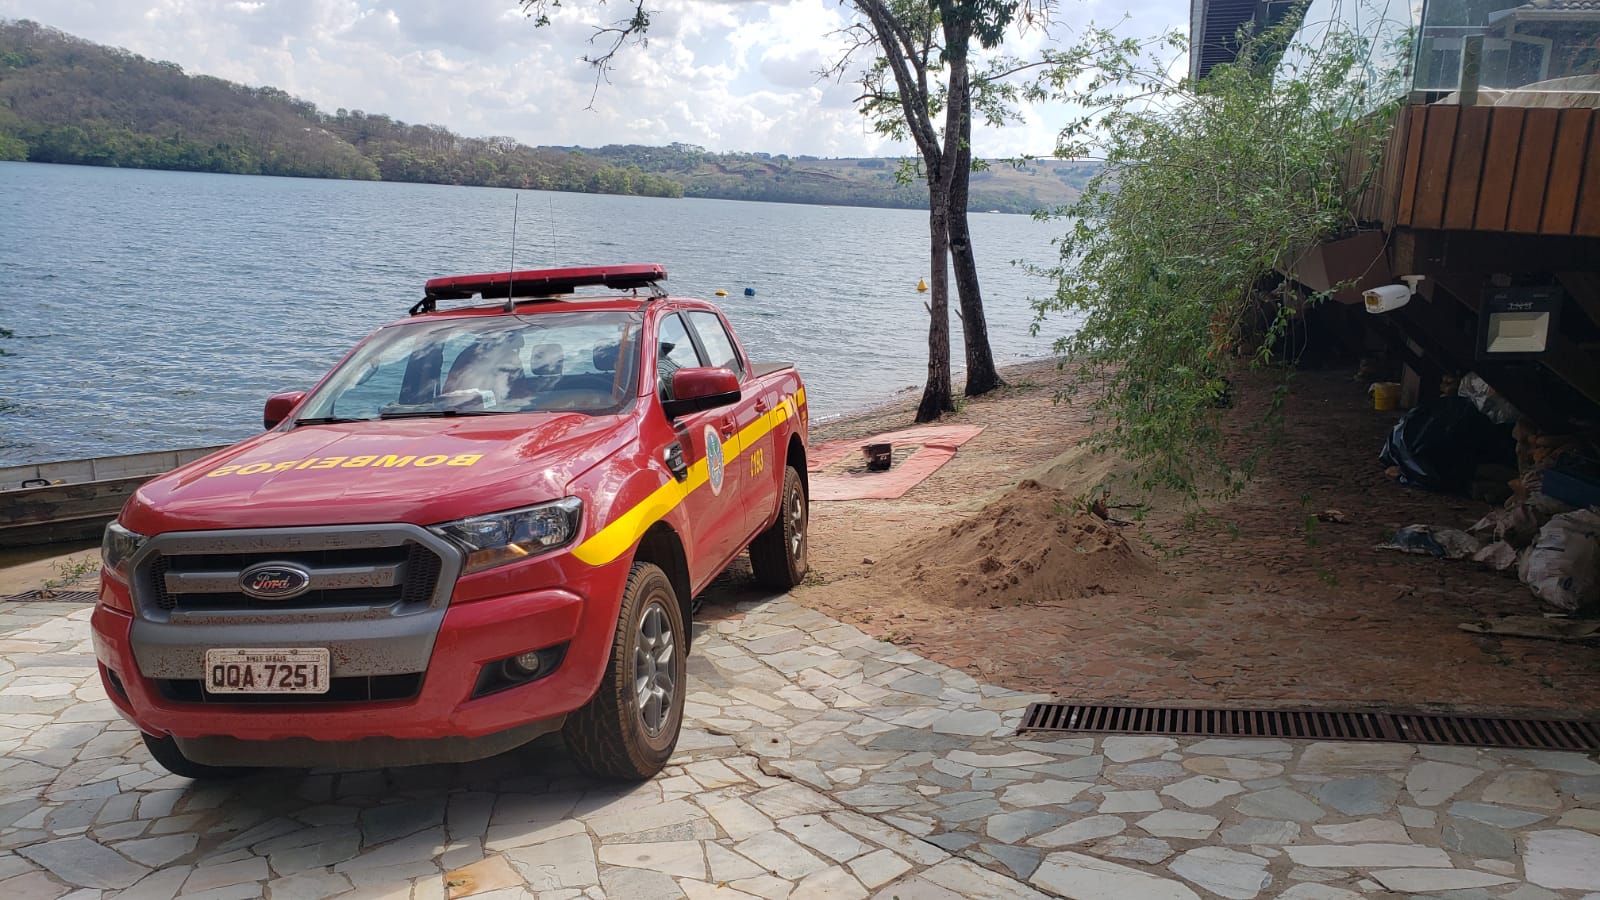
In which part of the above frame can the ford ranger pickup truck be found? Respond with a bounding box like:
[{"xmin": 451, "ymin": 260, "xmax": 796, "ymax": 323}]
[{"xmin": 92, "ymin": 263, "xmax": 809, "ymax": 780}]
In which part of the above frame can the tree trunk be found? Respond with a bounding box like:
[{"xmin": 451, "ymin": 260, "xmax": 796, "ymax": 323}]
[
  {"xmin": 946, "ymin": 57, "xmax": 1005, "ymax": 397},
  {"xmin": 916, "ymin": 182, "xmax": 955, "ymax": 422}
]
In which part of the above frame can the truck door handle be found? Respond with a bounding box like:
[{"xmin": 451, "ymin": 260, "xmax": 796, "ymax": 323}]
[
  {"xmin": 718, "ymin": 418, "xmax": 735, "ymax": 440},
  {"xmin": 754, "ymin": 399, "xmax": 769, "ymax": 413}
]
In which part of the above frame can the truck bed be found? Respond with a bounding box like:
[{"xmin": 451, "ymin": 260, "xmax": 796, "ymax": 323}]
[{"xmin": 751, "ymin": 362, "xmax": 796, "ymax": 379}]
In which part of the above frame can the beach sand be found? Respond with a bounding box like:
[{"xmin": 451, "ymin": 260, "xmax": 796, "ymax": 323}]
[{"xmin": 705, "ymin": 358, "xmax": 1600, "ymax": 714}]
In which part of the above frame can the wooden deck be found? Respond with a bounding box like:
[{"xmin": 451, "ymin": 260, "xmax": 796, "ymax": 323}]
[{"xmin": 1320, "ymin": 101, "xmax": 1600, "ymax": 426}]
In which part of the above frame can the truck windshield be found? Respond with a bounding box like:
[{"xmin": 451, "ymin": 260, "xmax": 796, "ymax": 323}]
[{"xmin": 296, "ymin": 310, "xmax": 643, "ymax": 422}]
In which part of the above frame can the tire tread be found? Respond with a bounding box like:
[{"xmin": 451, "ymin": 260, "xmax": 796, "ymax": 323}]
[
  {"xmin": 563, "ymin": 562, "xmax": 683, "ymax": 780},
  {"xmin": 750, "ymin": 465, "xmax": 807, "ymax": 590}
]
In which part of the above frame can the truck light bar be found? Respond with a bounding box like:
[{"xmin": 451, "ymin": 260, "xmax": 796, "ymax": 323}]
[{"xmin": 415, "ymin": 264, "xmax": 667, "ymax": 315}]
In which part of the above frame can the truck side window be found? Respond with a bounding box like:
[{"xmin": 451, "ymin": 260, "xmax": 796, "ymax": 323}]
[
  {"xmin": 687, "ymin": 311, "xmax": 744, "ymax": 378},
  {"xmin": 657, "ymin": 314, "xmax": 704, "ymax": 400}
]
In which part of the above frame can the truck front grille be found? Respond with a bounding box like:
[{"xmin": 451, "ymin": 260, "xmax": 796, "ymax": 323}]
[
  {"xmin": 131, "ymin": 525, "xmax": 458, "ymax": 619},
  {"xmin": 400, "ymin": 544, "xmax": 443, "ymax": 608}
]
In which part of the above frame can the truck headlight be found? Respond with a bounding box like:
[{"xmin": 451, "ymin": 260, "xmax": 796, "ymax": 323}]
[
  {"xmin": 101, "ymin": 522, "xmax": 146, "ymax": 581},
  {"xmin": 430, "ymin": 498, "xmax": 583, "ymax": 574}
]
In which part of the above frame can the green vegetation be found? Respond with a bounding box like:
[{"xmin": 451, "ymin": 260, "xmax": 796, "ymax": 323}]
[
  {"xmin": 42, "ymin": 553, "xmax": 98, "ymax": 592},
  {"xmin": 0, "ymin": 20, "xmax": 679, "ymax": 196},
  {"xmin": 1033, "ymin": 21, "xmax": 1401, "ymax": 502},
  {"xmin": 0, "ymin": 21, "xmax": 1092, "ymax": 210},
  {"xmin": 583, "ymin": 144, "xmax": 927, "ymax": 207},
  {"xmin": 578, "ymin": 144, "xmax": 1091, "ymax": 212}
]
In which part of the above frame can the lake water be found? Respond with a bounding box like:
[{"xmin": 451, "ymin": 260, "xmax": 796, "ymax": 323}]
[{"xmin": 0, "ymin": 162, "xmax": 1072, "ymax": 466}]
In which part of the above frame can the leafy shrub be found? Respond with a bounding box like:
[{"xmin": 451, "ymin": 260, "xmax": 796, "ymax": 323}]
[{"xmin": 1033, "ymin": 20, "xmax": 1404, "ymax": 502}]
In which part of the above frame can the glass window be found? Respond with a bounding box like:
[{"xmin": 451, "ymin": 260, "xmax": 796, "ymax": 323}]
[
  {"xmin": 1273, "ymin": 0, "xmax": 1417, "ymax": 112},
  {"xmin": 656, "ymin": 313, "xmax": 704, "ymax": 399},
  {"xmin": 296, "ymin": 310, "xmax": 642, "ymax": 420},
  {"xmin": 687, "ymin": 311, "xmax": 744, "ymax": 376},
  {"xmin": 332, "ymin": 354, "xmax": 413, "ymax": 420},
  {"xmin": 1412, "ymin": 0, "xmax": 1600, "ymax": 94}
]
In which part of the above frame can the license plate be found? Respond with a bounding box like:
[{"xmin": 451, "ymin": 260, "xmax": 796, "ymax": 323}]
[{"xmin": 204, "ymin": 648, "xmax": 330, "ymax": 694}]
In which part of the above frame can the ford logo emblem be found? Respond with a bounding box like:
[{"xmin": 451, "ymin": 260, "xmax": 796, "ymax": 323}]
[{"xmin": 239, "ymin": 563, "xmax": 312, "ymax": 600}]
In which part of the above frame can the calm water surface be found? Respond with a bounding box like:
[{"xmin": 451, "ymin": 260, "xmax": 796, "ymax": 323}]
[{"xmin": 0, "ymin": 162, "xmax": 1071, "ymax": 465}]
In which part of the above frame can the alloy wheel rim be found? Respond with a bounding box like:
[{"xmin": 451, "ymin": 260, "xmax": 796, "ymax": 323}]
[
  {"xmin": 632, "ymin": 600, "xmax": 676, "ymax": 736},
  {"xmin": 788, "ymin": 485, "xmax": 806, "ymax": 562}
]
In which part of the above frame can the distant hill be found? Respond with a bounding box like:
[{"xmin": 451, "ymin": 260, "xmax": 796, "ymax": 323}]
[
  {"xmin": 578, "ymin": 144, "xmax": 1094, "ymax": 212},
  {"xmin": 0, "ymin": 20, "xmax": 1095, "ymax": 212},
  {"xmin": 0, "ymin": 21, "xmax": 682, "ymax": 197}
]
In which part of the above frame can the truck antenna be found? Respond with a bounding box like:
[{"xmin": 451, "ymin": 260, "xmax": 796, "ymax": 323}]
[{"xmin": 505, "ymin": 194, "xmax": 520, "ymax": 313}]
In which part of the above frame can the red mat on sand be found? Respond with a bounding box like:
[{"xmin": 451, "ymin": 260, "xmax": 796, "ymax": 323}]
[{"xmin": 807, "ymin": 425, "xmax": 985, "ymax": 500}]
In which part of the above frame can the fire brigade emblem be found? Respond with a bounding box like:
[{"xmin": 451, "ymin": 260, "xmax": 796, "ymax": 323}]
[{"xmin": 704, "ymin": 425, "xmax": 725, "ymax": 496}]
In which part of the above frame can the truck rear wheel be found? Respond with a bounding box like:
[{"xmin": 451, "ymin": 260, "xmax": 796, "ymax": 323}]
[
  {"xmin": 750, "ymin": 465, "xmax": 808, "ymax": 590},
  {"xmin": 564, "ymin": 561, "xmax": 686, "ymax": 780},
  {"xmin": 140, "ymin": 733, "xmax": 251, "ymax": 780}
]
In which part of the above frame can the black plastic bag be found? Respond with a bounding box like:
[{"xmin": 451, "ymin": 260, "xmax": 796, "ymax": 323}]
[{"xmin": 1379, "ymin": 396, "xmax": 1515, "ymax": 493}]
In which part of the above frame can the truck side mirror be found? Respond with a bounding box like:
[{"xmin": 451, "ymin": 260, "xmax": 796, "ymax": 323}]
[
  {"xmin": 662, "ymin": 368, "xmax": 740, "ymax": 419},
  {"xmin": 263, "ymin": 391, "xmax": 307, "ymax": 430}
]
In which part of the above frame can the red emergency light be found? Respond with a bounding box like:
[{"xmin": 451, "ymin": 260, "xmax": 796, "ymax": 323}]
[{"xmin": 418, "ymin": 264, "xmax": 667, "ymax": 311}]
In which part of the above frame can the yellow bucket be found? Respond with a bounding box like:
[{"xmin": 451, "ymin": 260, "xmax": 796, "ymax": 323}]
[{"xmin": 1372, "ymin": 381, "xmax": 1401, "ymax": 411}]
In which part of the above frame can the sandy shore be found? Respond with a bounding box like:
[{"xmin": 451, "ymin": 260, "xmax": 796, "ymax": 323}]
[{"xmin": 719, "ymin": 358, "xmax": 1600, "ymax": 715}]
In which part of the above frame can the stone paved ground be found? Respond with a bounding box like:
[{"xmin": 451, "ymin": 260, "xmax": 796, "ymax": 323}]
[{"xmin": 2, "ymin": 596, "xmax": 1599, "ymax": 899}]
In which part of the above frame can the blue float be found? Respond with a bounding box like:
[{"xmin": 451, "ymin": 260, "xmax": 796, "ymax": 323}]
[{"xmin": 743, "ymin": 287, "xmax": 756, "ymax": 297}]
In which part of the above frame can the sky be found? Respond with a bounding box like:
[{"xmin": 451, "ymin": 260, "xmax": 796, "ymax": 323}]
[{"xmin": 0, "ymin": 0, "xmax": 1190, "ymax": 158}]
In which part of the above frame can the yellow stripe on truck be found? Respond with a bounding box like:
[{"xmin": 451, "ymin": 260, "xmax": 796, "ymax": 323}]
[
  {"xmin": 571, "ymin": 392, "xmax": 798, "ymax": 567},
  {"xmin": 572, "ymin": 461, "xmax": 706, "ymax": 566}
]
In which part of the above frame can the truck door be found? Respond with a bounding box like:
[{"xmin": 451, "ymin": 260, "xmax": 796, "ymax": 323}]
[
  {"xmin": 684, "ymin": 310, "xmax": 775, "ymax": 543},
  {"xmin": 657, "ymin": 313, "xmax": 747, "ymax": 585}
]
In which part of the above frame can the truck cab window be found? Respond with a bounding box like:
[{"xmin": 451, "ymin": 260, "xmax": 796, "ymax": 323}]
[
  {"xmin": 296, "ymin": 311, "xmax": 642, "ymax": 419},
  {"xmin": 656, "ymin": 313, "xmax": 704, "ymax": 400},
  {"xmin": 331, "ymin": 351, "xmax": 414, "ymax": 420},
  {"xmin": 687, "ymin": 311, "xmax": 744, "ymax": 377}
]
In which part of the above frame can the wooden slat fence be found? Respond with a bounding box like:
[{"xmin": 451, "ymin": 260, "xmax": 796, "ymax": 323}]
[
  {"xmin": 1339, "ymin": 106, "xmax": 1410, "ymax": 228},
  {"xmin": 1393, "ymin": 105, "xmax": 1600, "ymax": 237}
]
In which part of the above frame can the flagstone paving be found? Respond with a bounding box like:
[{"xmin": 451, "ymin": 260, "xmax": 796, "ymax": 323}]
[{"xmin": 1, "ymin": 597, "xmax": 1598, "ymax": 898}]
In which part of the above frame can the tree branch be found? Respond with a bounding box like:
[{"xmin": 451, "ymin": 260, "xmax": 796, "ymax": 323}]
[
  {"xmin": 853, "ymin": 0, "xmax": 941, "ymax": 165},
  {"xmin": 521, "ymin": 0, "xmax": 652, "ymax": 108}
]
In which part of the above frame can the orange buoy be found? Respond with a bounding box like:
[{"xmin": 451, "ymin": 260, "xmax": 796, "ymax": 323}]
[{"xmin": 916, "ymin": 278, "xmax": 928, "ymax": 292}]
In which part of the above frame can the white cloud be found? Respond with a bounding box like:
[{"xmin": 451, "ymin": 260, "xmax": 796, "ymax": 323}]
[{"xmin": 0, "ymin": 0, "xmax": 1188, "ymax": 157}]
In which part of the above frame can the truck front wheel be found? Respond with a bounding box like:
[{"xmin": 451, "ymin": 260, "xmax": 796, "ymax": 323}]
[
  {"xmin": 750, "ymin": 465, "xmax": 808, "ymax": 590},
  {"xmin": 564, "ymin": 561, "xmax": 686, "ymax": 780}
]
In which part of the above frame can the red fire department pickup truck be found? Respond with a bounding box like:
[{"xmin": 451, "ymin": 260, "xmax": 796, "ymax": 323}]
[{"xmin": 91, "ymin": 264, "xmax": 809, "ymax": 780}]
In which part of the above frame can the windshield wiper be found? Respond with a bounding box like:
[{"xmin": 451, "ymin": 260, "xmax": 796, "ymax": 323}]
[
  {"xmin": 377, "ymin": 409, "xmax": 504, "ymax": 420},
  {"xmin": 293, "ymin": 416, "xmax": 369, "ymax": 425}
]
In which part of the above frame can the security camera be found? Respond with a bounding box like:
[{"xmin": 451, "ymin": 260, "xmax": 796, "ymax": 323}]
[
  {"xmin": 1364, "ymin": 284, "xmax": 1412, "ymax": 314},
  {"xmin": 1364, "ymin": 276, "xmax": 1424, "ymax": 314}
]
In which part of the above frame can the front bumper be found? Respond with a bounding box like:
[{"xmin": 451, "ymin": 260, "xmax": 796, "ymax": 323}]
[{"xmin": 92, "ymin": 544, "xmax": 631, "ymax": 768}]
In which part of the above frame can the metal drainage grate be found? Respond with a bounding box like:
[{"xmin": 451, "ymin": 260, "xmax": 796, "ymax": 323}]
[
  {"xmin": 1021, "ymin": 702, "xmax": 1600, "ymax": 751},
  {"xmin": 2, "ymin": 590, "xmax": 97, "ymax": 603}
]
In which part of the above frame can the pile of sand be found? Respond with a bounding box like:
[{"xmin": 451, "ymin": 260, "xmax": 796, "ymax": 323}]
[{"xmin": 884, "ymin": 479, "xmax": 1151, "ymax": 608}]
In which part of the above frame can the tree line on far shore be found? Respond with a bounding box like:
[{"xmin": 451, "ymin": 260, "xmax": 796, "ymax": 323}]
[
  {"xmin": 0, "ymin": 20, "xmax": 1089, "ymax": 212},
  {"xmin": 0, "ymin": 20, "xmax": 683, "ymax": 197}
]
